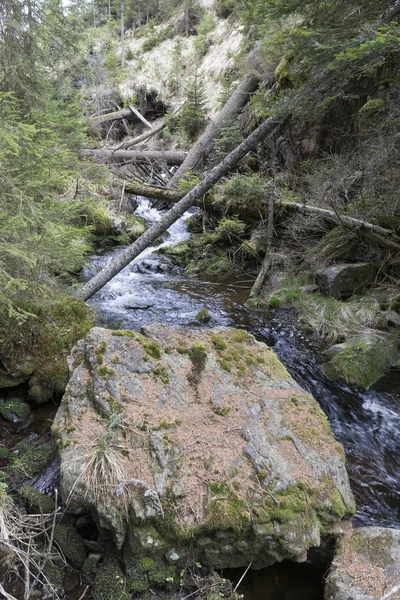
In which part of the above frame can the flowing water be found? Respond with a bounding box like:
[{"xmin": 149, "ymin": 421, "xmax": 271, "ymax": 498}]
[{"xmin": 83, "ymin": 196, "xmax": 400, "ymax": 531}]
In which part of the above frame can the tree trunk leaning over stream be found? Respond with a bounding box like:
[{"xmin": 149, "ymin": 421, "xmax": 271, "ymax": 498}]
[
  {"xmin": 167, "ymin": 70, "xmax": 262, "ymax": 188},
  {"xmin": 76, "ymin": 117, "xmax": 278, "ymax": 301}
]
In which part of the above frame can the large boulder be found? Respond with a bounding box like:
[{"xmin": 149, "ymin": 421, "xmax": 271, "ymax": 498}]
[
  {"xmin": 322, "ymin": 333, "xmax": 399, "ymax": 389},
  {"xmin": 325, "ymin": 526, "xmax": 400, "ymax": 600},
  {"xmin": 316, "ymin": 263, "xmax": 375, "ymax": 299},
  {"xmin": 53, "ymin": 325, "xmax": 355, "ymax": 571}
]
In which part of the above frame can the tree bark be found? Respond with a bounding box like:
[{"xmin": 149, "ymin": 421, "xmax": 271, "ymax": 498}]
[
  {"xmin": 167, "ymin": 71, "xmax": 262, "ymax": 188},
  {"xmin": 111, "ymin": 121, "xmax": 167, "ymax": 151},
  {"xmin": 249, "ymin": 181, "xmax": 275, "ymax": 298},
  {"xmin": 81, "ymin": 149, "xmax": 187, "ymax": 165},
  {"xmin": 282, "ymin": 201, "xmax": 400, "ymax": 242},
  {"xmin": 386, "ymin": 0, "xmax": 400, "ymax": 19},
  {"xmin": 128, "ymin": 104, "xmax": 153, "ymax": 129},
  {"xmin": 120, "ymin": 0, "xmax": 125, "ymax": 68},
  {"xmin": 76, "ymin": 117, "xmax": 278, "ymax": 301},
  {"xmin": 91, "ymin": 108, "xmax": 132, "ymax": 125},
  {"xmin": 124, "ymin": 180, "xmax": 265, "ymax": 221}
]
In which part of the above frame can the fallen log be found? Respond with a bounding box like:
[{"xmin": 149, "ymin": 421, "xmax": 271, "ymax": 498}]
[
  {"xmin": 167, "ymin": 69, "xmax": 263, "ymax": 188},
  {"xmin": 282, "ymin": 201, "xmax": 400, "ymax": 243},
  {"xmin": 111, "ymin": 121, "xmax": 167, "ymax": 151},
  {"xmin": 90, "ymin": 108, "xmax": 132, "ymax": 125},
  {"xmin": 90, "ymin": 104, "xmax": 153, "ymax": 127},
  {"xmin": 76, "ymin": 116, "xmax": 278, "ymax": 301},
  {"xmin": 125, "ymin": 181, "xmax": 182, "ymax": 202},
  {"xmin": 123, "ymin": 182, "xmax": 400, "ymax": 241},
  {"xmin": 81, "ymin": 149, "xmax": 187, "ymax": 165},
  {"xmin": 124, "ymin": 180, "xmax": 265, "ymax": 221}
]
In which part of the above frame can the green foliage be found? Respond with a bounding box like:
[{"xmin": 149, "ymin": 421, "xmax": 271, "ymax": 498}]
[
  {"xmin": 222, "ymin": 174, "xmax": 268, "ymax": 204},
  {"xmin": 212, "ymin": 123, "xmax": 244, "ymax": 163},
  {"xmin": 177, "ymin": 170, "xmax": 201, "ymax": 195},
  {"xmin": 215, "ymin": 216, "xmax": 247, "ymax": 242},
  {"xmin": 215, "ymin": 0, "xmax": 239, "ymax": 19},
  {"xmin": 180, "ymin": 73, "xmax": 208, "ymax": 141},
  {"xmin": 168, "ymin": 38, "xmax": 185, "ymax": 94},
  {"xmin": 193, "ymin": 13, "xmax": 214, "ymax": 59},
  {"xmin": 242, "ymin": 0, "xmax": 400, "ymax": 120},
  {"xmin": 0, "ymin": 87, "xmax": 95, "ymax": 399}
]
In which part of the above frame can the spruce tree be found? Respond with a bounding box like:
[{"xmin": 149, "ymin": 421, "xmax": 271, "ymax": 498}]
[{"xmin": 180, "ymin": 72, "xmax": 208, "ymax": 140}]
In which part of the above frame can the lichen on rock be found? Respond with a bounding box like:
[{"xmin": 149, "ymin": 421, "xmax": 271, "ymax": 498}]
[{"xmin": 54, "ymin": 324, "xmax": 355, "ymax": 571}]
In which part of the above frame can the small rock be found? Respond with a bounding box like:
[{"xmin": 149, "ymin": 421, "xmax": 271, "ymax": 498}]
[
  {"xmin": 111, "ymin": 217, "xmax": 127, "ymax": 234},
  {"xmin": 82, "ymin": 553, "xmax": 102, "ymax": 575}
]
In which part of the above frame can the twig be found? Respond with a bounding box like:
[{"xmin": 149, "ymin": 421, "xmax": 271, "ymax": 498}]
[
  {"xmin": 77, "ymin": 585, "xmax": 90, "ymax": 600},
  {"xmin": 234, "ymin": 561, "xmax": 253, "ymax": 592}
]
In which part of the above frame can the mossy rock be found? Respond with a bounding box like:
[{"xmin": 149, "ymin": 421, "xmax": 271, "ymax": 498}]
[
  {"xmin": 42, "ymin": 559, "xmax": 64, "ymax": 595},
  {"xmin": 126, "ymin": 215, "xmax": 147, "ymax": 240},
  {"xmin": 53, "ymin": 522, "xmax": 86, "ymax": 566},
  {"xmin": 28, "ymin": 373, "xmax": 68, "ymax": 405},
  {"xmin": 19, "ymin": 485, "xmax": 56, "ymax": 514},
  {"xmin": 322, "ymin": 333, "xmax": 399, "ymax": 388},
  {"xmin": 158, "ymin": 240, "xmax": 194, "ymax": 266},
  {"xmin": 92, "ymin": 557, "xmax": 130, "ymax": 600},
  {"xmin": 196, "ymin": 307, "xmax": 212, "ymax": 323},
  {"xmin": 82, "ymin": 553, "xmax": 102, "ymax": 575},
  {"xmin": 10, "ymin": 441, "xmax": 56, "ymax": 482},
  {"xmin": 0, "ymin": 447, "xmax": 10, "ymax": 460},
  {"xmin": 0, "ymin": 373, "xmax": 26, "ymax": 388},
  {"xmin": 0, "ymin": 398, "xmax": 32, "ymax": 423}
]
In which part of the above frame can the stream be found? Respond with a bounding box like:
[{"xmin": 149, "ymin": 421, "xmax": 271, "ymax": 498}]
[{"xmin": 83, "ymin": 196, "xmax": 400, "ymax": 531}]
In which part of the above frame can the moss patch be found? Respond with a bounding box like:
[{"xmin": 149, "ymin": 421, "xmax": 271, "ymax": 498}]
[
  {"xmin": 19, "ymin": 485, "xmax": 55, "ymax": 514},
  {"xmin": 92, "ymin": 557, "xmax": 130, "ymax": 600},
  {"xmin": 53, "ymin": 522, "xmax": 86, "ymax": 566},
  {"xmin": 0, "ymin": 398, "xmax": 31, "ymax": 422},
  {"xmin": 188, "ymin": 343, "xmax": 208, "ymax": 387}
]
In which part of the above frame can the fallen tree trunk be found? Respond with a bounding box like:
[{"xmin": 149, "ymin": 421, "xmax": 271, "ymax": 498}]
[
  {"xmin": 76, "ymin": 116, "xmax": 278, "ymax": 301},
  {"xmin": 90, "ymin": 105, "xmax": 153, "ymax": 127},
  {"xmin": 167, "ymin": 70, "xmax": 262, "ymax": 188},
  {"xmin": 283, "ymin": 201, "xmax": 400, "ymax": 243},
  {"xmin": 90, "ymin": 108, "xmax": 132, "ymax": 125},
  {"xmin": 111, "ymin": 121, "xmax": 167, "ymax": 151},
  {"xmin": 124, "ymin": 180, "xmax": 266, "ymax": 221},
  {"xmin": 125, "ymin": 181, "xmax": 182, "ymax": 202},
  {"xmin": 124, "ymin": 181, "xmax": 400, "ymax": 239},
  {"xmin": 81, "ymin": 149, "xmax": 187, "ymax": 165},
  {"xmin": 128, "ymin": 104, "xmax": 153, "ymax": 129}
]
